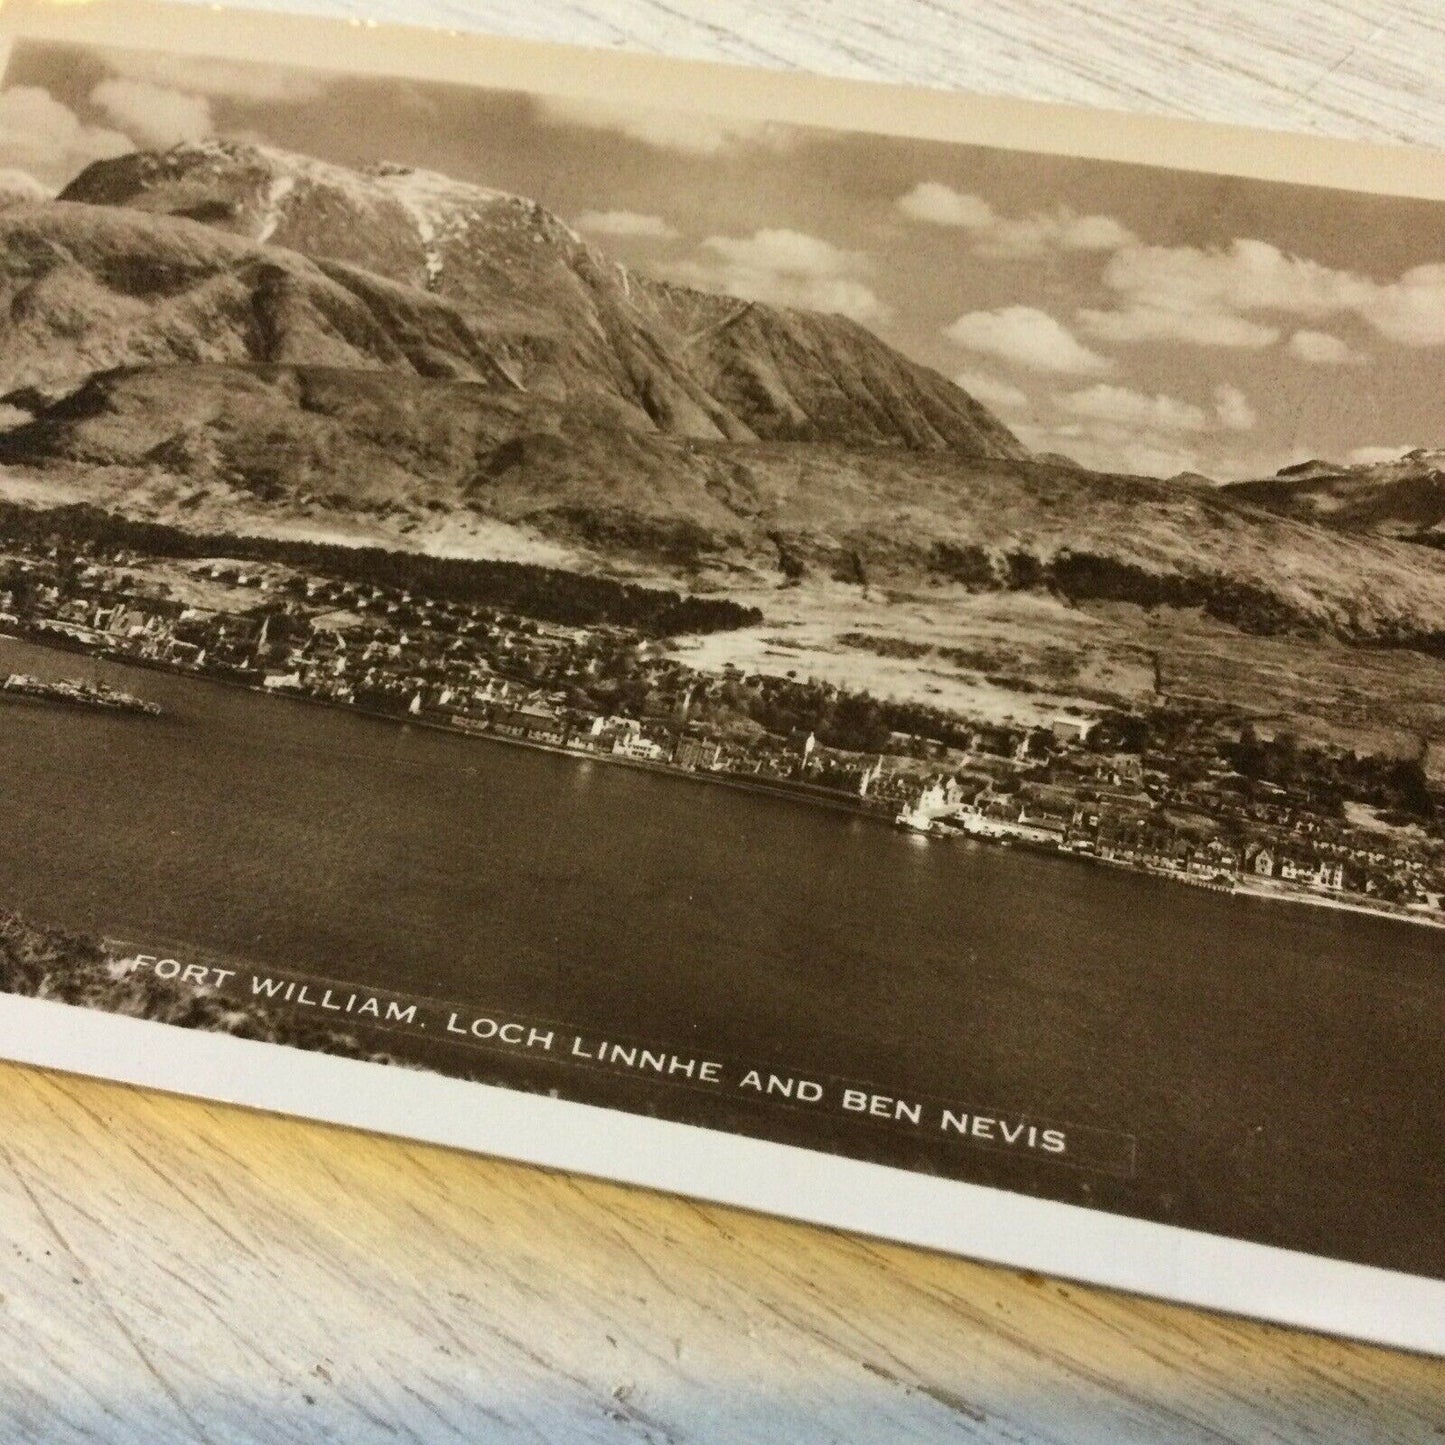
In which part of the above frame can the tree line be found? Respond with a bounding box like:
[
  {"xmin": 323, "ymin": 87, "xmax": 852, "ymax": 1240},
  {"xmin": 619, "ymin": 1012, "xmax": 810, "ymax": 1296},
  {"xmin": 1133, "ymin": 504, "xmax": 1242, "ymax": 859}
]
[
  {"xmin": 928, "ymin": 542, "xmax": 1438, "ymax": 648},
  {"xmin": 1222, "ymin": 724, "xmax": 1434, "ymax": 822},
  {"xmin": 0, "ymin": 502, "xmax": 762, "ymax": 636}
]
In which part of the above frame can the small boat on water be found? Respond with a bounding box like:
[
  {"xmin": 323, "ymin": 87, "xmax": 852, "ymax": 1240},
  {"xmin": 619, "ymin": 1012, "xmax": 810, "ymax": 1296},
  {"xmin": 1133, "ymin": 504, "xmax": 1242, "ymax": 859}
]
[{"xmin": 1, "ymin": 673, "xmax": 163, "ymax": 717}]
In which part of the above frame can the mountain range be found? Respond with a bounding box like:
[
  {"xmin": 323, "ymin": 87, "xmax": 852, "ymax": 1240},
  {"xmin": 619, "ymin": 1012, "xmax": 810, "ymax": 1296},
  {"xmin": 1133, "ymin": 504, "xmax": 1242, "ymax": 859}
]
[
  {"xmin": 0, "ymin": 139, "xmax": 1442, "ymax": 653},
  {"xmin": 52, "ymin": 143, "xmax": 1022, "ymax": 456},
  {"xmin": 1226, "ymin": 451, "xmax": 1445, "ymax": 549}
]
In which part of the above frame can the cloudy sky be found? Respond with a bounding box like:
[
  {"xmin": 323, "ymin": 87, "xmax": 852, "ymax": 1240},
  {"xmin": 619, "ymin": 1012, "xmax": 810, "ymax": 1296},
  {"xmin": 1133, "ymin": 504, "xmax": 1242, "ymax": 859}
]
[{"xmin": 5, "ymin": 37, "xmax": 1445, "ymax": 480}]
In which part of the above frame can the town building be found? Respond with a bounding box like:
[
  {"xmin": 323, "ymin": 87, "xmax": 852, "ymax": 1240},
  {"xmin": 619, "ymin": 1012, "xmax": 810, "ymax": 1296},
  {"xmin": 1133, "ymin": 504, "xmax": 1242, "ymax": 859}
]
[{"xmin": 673, "ymin": 736, "xmax": 722, "ymax": 771}]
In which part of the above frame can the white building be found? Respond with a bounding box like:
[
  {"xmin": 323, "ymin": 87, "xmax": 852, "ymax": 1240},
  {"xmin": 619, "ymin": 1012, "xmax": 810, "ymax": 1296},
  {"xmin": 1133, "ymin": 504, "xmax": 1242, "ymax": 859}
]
[{"xmin": 613, "ymin": 734, "xmax": 665, "ymax": 762}]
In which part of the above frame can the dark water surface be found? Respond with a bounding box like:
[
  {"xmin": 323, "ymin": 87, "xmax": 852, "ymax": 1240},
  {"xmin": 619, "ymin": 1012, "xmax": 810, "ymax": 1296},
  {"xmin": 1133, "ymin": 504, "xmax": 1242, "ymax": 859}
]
[{"xmin": 1, "ymin": 636, "xmax": 1440, "ymax": 1275}]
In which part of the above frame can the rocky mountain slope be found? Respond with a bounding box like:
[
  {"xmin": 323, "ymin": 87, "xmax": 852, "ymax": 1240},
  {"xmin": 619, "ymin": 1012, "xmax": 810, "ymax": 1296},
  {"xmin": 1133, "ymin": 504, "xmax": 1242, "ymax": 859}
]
[
  {"xmin": 0, "ymin": 140, "xmax": 1439, "ymax": 657},
  {"xmin": 0, "ymin": 201, "xmax": 547, "ymax": 397},
  {"xmin": 57, "ymin": 142, "xmax": 1024, "ymax": 456},
  {"xmin": 1226, "ymin": 450, "xmax": 1445, "ymax": 548},
  {"xmin": 7, "ymin": 358, "xmax": 1445, "ymax": 647}
]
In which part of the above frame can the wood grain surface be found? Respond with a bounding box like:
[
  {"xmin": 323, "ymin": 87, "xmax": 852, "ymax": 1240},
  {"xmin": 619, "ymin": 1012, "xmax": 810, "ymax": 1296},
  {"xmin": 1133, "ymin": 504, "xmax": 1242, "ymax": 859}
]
[
  {"xmin": 215, "ymin": 0, "xmax": 1445, "ymax": 147},
  {"xmin": 4, "ymin": 2, "xmax": 1444, "ymax": 1439},
  {"xmin": 1, "ymin": 1062, "xmax": 1442, "ymax": 1443}
]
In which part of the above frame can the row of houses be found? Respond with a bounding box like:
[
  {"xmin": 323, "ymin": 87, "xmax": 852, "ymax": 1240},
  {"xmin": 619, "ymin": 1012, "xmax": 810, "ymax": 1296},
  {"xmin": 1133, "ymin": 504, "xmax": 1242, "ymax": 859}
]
[
  {"xmin": 1248, "ymin": 848, "xmax": 1344, "ymax": 889},
  {"xmin": 447, "ymin": 700, "xmax": 727, "ymax": 771},
  {"xmin": 889, "ymin": 774, "xmax": 1435, "ymax": 904}
]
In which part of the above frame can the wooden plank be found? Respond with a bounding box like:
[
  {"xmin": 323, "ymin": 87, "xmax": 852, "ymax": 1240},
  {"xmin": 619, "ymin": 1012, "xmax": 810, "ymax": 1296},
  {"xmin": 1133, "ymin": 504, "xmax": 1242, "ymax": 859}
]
[
  {"xmin": 0, "ymin": 1063, "xmax": 1439, "ymax": 1442},
  {"xmin": 214, "ymin": 0, "xmax": 1445, "ymax": 145}
]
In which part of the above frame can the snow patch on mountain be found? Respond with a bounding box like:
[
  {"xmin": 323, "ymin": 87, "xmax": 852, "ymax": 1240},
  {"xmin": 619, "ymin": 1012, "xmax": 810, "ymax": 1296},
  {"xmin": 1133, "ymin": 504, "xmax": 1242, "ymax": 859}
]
[
  {"xmin": 362, "ymin": 163, "xmax": 516, "ymax": 288},
  {"xmin": 255, "ymin": 172, "xmax": 296, "ymax": 244}
]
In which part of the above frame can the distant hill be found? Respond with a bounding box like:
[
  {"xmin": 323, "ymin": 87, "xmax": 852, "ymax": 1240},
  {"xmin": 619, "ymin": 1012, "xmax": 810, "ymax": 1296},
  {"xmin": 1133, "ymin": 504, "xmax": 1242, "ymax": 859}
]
[{"xmin": 1226, "ymin": 449, "xmax": 1445, "ymax": 548}]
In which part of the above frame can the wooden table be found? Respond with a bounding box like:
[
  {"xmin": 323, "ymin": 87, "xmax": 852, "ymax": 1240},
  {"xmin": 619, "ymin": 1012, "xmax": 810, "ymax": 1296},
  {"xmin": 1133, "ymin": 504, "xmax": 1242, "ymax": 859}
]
[{"xmin": 3, "ymin": 2, "xmax": 1443, "ymax": 1438}]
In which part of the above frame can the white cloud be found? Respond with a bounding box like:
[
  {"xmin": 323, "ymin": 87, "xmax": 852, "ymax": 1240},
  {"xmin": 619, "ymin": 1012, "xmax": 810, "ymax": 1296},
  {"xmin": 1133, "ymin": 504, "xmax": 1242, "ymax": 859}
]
[
  {"xmin": 1286, "ymin": 329, "xmax": 1365, "ymax": 365},
  {"xmin": 1055, "ymin": 381, "xmax": 1255, "ymax": 435},
  {"xmin": 1015, "ymin": 420, "xmax": 1203, "ymax": 479},
  {"xmin": 0, "ymin": 85, "xmax": 132, "ymax": 188},
  {"xmin": 897, "ymin": 182, "xmax": 994, "ymax": 228},
  {"xmin": 1058, "ymin": 383, "xmax": 1209, "ymax": 433},
  {"xmin": 953, "ymin": 369, "xmax": 1031, "ymax": 414},
  {"xmin": 1370, "ymin": 264, "xmax": 1445, "ymax": 345},
  {"xmin": 1084, "ymin": 237, "xmax": 1445, "ymax": 350},
  {"xmin": 574, "ymin": 209, "xmax": 678, "ymax": 240},
  {"xmin": 537, "ymin": 96, "xmax": 793, "ymax": 156},
  {"xmin": 94, "ymin": 49, "xmax": 327, "ymax": 104},
  {"xmin": 978, "ymin": 209, "xmax": 1136, "ymax": 260},
  {"xmin": 1101, "ymin": 239, "xmax": 1359, "ymax": 321},
  {"xmin": 668, "ymin": 228, "xmax": 886, "ymax": 322},
  {"xmin": 1345, "ymin": 445, "xmax": 1412, "ymax": 465},
  {"xmin": 896, "ymin": 181, "xmax": 1135, "ymax": 258},
  {"xmin": 90, "ymin": 79, "xmax": 212, "ymax": 148},
  {"xmin": 1025, "ymin": 379, "xmax": 1257, "ymax": 479},
  {"xmin": 1213, "ymin": 383, "xmax": 1256, "ymax": 432},
  {"xmin": 1060, "ymin": 214, "xmax": 1138, "ymax": 251},
  {"xmin": 1024, "ymin": 413, "xmax": 1306, "ymax": 481},
  {"xmin": 1077, "ymin": 303, "xmax": 1278, "ymax": 349},
  {"xmin": 0, "ymin": 167, "xmax": 54, "ymax": 204},
  {"xmin": 944, "ymin": 305, "xmax": 1112, "ymax": 375}
]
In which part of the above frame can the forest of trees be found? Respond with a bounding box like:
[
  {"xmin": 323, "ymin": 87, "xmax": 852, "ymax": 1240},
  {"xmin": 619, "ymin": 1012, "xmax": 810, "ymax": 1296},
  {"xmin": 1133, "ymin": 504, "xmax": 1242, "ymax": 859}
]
[
  {"xmin": 927, "ymin": 543, "xmax": 1440, "ymax": 649},
  {"xmin": 0, "ymin": 502, "xmax": 762, "ymax": 636},
  {"xmin": 1221, "ymin": 724, "xmax": 1434, "ymax": 821},
  {"xmin": 681, "ymin": 673, "xmax": 982, "ymax": 756}
]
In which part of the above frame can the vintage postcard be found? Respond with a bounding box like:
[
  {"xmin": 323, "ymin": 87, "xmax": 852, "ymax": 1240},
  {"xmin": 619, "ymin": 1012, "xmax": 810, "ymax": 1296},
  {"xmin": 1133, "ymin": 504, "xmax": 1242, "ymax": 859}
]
[{"xmin": 0, "ymin": 0, "xmax": 1441, "ymax": 1352}]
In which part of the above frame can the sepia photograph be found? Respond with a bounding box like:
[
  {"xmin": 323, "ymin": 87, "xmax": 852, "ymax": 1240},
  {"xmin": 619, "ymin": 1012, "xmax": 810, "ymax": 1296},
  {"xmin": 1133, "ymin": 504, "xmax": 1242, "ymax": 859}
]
[{"xmin": 0, "ymin": 0, "xmax": 1440, "ymax": 1348}]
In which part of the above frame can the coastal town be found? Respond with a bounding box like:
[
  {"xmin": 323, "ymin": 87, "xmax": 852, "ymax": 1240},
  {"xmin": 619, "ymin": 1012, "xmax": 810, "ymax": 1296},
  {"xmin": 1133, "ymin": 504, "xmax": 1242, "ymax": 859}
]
[{"xmin": 3, "ymin": 508, "xmax": 1443, "ymax": 929}]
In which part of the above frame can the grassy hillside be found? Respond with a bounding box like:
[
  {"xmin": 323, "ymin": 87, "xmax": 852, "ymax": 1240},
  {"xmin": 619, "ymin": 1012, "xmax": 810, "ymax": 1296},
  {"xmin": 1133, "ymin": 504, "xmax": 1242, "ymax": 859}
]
[
  {"xmin": 6, "ymin": 360, "xmax": 1445, "ymax": 653},
  {"xmin": 1226, "ymin": 451, "xmax": 1445, "ymax": 548}
]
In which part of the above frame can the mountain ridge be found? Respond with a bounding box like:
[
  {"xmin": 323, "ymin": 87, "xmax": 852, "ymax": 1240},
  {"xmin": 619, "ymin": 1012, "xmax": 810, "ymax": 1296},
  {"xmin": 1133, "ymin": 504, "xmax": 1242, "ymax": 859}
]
[
  {"xmin": 57, "ymin": 141, "xmax": 1026, "ymax": 458},
  {"xmin": 1226, "ymin": 449, "xmax": 1445, "ymax": 548},
  {"xmin": 6, "ymin": 358, "xmax": 1445, "ymax": 650},
  {"xmin": 0, "ymin": 139, "xmax": 1437, "ymax": 662}
]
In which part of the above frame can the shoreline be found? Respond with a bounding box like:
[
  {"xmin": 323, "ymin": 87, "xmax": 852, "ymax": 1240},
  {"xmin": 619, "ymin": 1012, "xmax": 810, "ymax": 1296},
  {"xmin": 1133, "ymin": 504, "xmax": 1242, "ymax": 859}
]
[
  {"xmin": 1097, "ymin": 851, "xmax": 1445, "ymax": 929},
  {"xmin": 4, "ymin": 627, "xmax": 1442, "ymax": 934},
  {"xmin": 1229, "ymin": 873, "xmax": 1445, "ymax": 929}
]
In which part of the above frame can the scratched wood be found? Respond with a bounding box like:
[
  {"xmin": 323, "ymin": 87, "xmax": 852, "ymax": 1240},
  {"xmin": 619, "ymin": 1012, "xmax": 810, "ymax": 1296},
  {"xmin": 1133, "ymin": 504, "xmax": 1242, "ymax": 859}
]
[
  {"xmin": 0, "ymin": 1064, "xmax": 1440, "ymax": 1443},
  {"xmin": 217, "ymin": 0, "xmax": 1445, "ymax": 147},
  {"xmin": 2, "ymin": 2, "xmax": 1444, "ymax": 1439}
]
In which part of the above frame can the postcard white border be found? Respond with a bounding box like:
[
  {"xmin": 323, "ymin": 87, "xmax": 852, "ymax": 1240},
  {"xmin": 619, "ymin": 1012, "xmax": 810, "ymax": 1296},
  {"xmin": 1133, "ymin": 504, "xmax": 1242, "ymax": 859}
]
[
  {"xmin": 0, "ymin": 0, "xmax": 1443, "ymax": 1356},
  {"xmin": 0, "ymin": 997, "xmax": 1439, "ymax": 1356}
]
